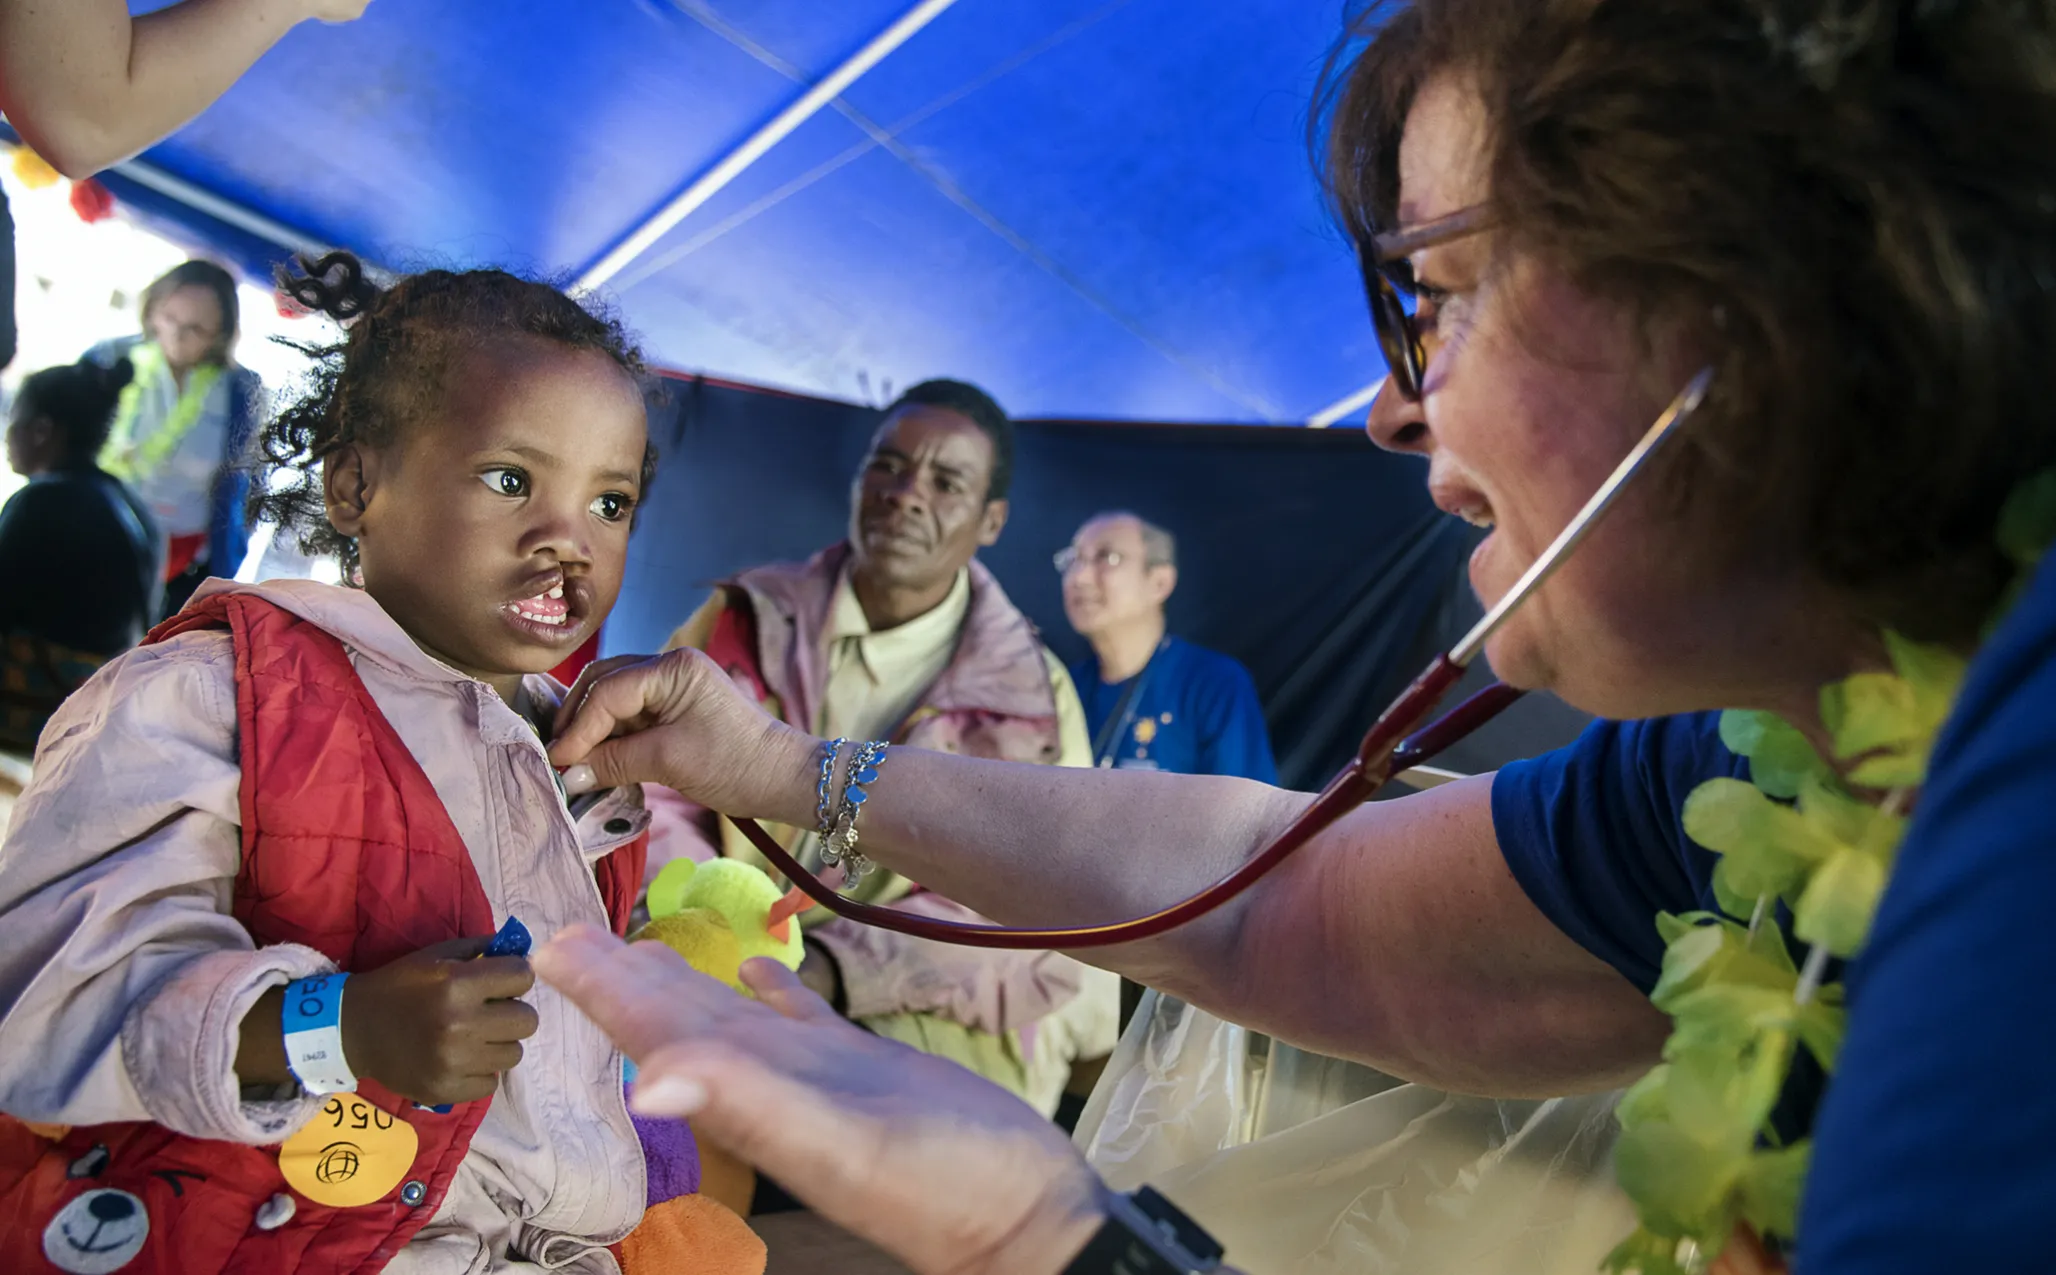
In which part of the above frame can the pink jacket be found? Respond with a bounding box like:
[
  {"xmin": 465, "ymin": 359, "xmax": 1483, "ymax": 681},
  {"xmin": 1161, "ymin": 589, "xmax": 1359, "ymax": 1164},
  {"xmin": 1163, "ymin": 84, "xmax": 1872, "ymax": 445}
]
[
  {"xmin": 652, "ymin": 545, "xmax": 1083, "ymax": 1039},
  {"xmin": 0, "ymin": 580, "xmax": 651, "ymax": 1274}
]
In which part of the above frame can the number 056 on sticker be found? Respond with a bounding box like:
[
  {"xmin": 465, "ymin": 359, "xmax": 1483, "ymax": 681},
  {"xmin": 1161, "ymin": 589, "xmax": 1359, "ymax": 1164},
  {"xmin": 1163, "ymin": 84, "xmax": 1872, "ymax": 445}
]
[{"xmin": 278, "ymin": 1094, "xmax": 419, "ymax": 1207}]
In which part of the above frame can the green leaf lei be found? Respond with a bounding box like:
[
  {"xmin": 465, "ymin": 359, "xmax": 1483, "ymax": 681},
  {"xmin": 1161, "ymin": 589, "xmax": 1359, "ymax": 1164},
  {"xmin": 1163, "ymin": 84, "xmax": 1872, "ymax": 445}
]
[{"xmin": 1604, "ymin": 475, "xmax": 2056, "ymax": 1274}]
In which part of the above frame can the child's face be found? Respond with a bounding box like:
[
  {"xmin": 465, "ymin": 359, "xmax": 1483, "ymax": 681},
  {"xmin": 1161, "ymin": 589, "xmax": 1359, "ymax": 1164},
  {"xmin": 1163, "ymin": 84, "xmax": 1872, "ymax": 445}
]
[
  {"xmin": 5, "ymin": 407, "xmax": 54, "ymax": 477},
  {"xmin": 329, "ymin": 337, "xmax": 647, "ymax": 696}
]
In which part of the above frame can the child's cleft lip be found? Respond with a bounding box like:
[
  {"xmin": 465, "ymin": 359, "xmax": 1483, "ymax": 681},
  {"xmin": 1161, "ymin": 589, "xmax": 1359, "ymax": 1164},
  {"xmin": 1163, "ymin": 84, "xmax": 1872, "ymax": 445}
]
[
  {"xmin": 500, "ymin": 572, "xmax": 589, "ymax": 641},
  {"xmin": 508, "ymin": 588, "xmax": 569, "ymax": 625}
]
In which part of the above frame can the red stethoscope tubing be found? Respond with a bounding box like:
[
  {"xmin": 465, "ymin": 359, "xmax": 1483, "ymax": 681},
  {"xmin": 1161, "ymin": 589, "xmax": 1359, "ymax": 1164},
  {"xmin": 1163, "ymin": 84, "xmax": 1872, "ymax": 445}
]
[
  {"xmin": 712, "ymin": 367, "xmax": 1714, "ymax": 950},
  {"xmin": 723, "ymin": 667, "xmax": 1524, "ymax": 950}
]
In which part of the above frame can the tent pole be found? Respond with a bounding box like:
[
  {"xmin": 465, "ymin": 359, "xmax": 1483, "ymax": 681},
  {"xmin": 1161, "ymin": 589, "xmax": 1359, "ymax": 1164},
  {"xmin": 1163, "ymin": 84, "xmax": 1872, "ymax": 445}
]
[
  {"xmin": 1306, "ymin": 377, "xmax": 1384, "ymax": 428},
  {"xmin": 108, "ymin": 157, "xmax": 382, "ymax": 277},
  {"xmin": 574, "ymin": 0, "xmax": 961, "ymax": 294}
]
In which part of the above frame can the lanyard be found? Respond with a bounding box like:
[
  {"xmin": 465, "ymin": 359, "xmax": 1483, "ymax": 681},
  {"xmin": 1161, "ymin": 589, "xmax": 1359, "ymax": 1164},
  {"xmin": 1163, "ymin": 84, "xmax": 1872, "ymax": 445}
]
[
  {"xmin": 1090, "ymin": 638, "xmax": 1169, "ymax": 768},
  {"xmin": 102, "ymin": 343, "xmax": 224, "ymax": 484}
]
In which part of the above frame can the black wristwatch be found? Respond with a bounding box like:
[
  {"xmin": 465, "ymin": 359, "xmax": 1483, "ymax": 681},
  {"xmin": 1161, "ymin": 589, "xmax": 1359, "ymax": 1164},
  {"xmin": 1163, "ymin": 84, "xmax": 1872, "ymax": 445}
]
[{"xmin": 1061, "ymin": 1185, "xmax": 1224, "ymax": 1275}]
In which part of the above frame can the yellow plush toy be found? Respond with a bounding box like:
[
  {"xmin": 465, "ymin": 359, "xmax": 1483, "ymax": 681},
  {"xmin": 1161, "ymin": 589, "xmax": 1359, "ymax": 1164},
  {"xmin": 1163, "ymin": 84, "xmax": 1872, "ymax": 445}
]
[{"xmin": 634, "ymin": 859, "xmax": 815, "ymax": 993}]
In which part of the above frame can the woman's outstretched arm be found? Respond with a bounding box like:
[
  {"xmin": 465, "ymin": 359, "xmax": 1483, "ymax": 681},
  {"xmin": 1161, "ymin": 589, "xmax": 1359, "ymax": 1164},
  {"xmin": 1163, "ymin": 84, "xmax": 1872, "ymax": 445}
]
[{"xmin": 555, "ymin": 649, "xmax": 1667, "ymax": 1096}]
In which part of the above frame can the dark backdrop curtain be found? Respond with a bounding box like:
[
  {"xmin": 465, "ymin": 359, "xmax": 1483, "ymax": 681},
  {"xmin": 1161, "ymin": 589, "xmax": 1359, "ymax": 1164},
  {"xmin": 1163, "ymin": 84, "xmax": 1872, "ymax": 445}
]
[{"xmin": 609, "ymin": 377, "xmax": 1587, "ymax": 789}]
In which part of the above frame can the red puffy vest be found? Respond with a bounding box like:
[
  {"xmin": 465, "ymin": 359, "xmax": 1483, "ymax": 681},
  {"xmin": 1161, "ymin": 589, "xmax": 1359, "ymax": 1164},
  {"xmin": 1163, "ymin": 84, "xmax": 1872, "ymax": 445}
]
[{"xmin": 0, "ymin": 593, "xmax": 644, "ymax": 1273}]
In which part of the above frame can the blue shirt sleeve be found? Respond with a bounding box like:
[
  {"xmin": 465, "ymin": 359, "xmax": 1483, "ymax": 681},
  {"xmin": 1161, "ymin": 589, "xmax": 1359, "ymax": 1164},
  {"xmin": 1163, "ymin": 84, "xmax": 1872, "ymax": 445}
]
[
  {"xmin": 1800, "ymin": 554, "xmax": 2056, "ymax": 1272},
  {"xmin": 1490, "ymin": 713, "xmax": 1742, "ymax": 993},
  {"xmin": 1194, "ymin": 655, "xmax": 1277, "ymax": 784}
]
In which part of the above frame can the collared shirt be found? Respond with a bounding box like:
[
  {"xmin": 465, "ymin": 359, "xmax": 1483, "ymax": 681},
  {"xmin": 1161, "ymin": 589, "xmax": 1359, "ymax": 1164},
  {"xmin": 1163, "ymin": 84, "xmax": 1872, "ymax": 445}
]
[
  {"xmin": 794, "ymin": 567, "xmax": 1088, "ymax": 882},
  {"xmin": 818, "ymin": 566, "xmax": 1092, "ymax": 764},
  {"xmin": 819, "ymin": 566, "xmax": 974, "ymax": 741}
]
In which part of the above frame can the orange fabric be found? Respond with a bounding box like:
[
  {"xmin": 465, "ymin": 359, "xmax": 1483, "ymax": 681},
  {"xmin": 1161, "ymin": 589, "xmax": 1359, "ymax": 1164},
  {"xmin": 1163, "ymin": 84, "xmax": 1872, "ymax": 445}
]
[
  {"xmin": 693, "ymin": 1134, "xmax": 757, "ymax": 1218},
  {"xmin": 0, "ymin": 595, "xmax": 644, "ymax": 1273},
  {"xmin": 617, "ymin": 1193, "xmax": 765, "ymax": 1275}
]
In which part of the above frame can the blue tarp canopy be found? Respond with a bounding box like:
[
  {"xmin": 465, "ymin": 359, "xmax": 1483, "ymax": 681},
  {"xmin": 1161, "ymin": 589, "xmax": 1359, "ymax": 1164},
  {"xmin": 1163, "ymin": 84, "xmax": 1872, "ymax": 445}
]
[
  {"xmin": 57, "ymin": 2, "xmax": 1597, "ymax": 781},
  {"xmin": 101, "ymin": 0, "xmax": 1382, "ymax": 424}
]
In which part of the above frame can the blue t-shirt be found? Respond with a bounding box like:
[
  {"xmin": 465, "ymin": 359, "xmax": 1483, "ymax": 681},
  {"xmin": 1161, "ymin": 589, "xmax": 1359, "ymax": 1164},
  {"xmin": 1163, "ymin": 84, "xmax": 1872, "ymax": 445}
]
[
  {"xmin": 1492, "ymin": 553, "xmax": 2056, "ymax": 1271},
  {"xmin": 1802, "ymin": 552, "xmax": 2056, "ymax": 1270},
  {"xmin": 1491, "ymin": 711, "xmax": 1747, "ymax": 993},
  {"xmin": 1072, "ymin": 637, "xmax": 1277, "ymax": 783}
]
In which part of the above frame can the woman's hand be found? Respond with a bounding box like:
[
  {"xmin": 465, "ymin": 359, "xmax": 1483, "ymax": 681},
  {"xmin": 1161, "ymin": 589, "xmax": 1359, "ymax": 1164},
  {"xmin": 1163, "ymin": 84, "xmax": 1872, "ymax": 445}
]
[
  {"xmin": 550, "ymin": 650, "xmax": 816, "ymax": 822},
  {"xmin": 534, "ymin": 925, "xmax": 1107, "ymax": 1275}
]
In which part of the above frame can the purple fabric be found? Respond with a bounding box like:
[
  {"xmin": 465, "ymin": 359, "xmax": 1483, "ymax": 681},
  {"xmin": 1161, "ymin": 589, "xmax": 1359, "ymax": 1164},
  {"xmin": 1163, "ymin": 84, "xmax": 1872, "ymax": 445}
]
[{"xmin": 628, "ymin": 1091, "xmax": 701, "ymax": 1205}]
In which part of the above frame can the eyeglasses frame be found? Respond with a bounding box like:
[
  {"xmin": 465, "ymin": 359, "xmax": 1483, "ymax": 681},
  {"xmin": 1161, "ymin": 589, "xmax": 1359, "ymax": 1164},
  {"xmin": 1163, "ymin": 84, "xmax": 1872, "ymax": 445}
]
[{"xmin": 1360, "ymin": 204, "xmax": 1496, "ymax": 402}]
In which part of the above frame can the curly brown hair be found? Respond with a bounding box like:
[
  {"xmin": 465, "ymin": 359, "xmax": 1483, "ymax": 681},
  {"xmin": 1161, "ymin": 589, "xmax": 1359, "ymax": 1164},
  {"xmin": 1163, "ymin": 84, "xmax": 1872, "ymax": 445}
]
[
  {"xmin": 256, "ymin": 252, "xmax": 656, "ymax": 577},
  {"xmin": 1320, "ymin": 0, "xmax": 2056, "ymax": 647}
]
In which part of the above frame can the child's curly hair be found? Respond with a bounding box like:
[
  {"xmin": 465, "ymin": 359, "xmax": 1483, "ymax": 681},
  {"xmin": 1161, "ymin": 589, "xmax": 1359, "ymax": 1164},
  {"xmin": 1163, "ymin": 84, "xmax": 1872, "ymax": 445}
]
[{"xmin": 255, "ymin": 252, "xmax": 656, "ymax": 577}]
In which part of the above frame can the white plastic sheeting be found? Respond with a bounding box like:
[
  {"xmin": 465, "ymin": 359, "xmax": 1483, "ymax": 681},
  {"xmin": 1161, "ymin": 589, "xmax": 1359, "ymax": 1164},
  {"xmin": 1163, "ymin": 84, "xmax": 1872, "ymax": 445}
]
[{"xmin": 1076, "ymin": 991, "xmax": 1636, "ymax": 1275}]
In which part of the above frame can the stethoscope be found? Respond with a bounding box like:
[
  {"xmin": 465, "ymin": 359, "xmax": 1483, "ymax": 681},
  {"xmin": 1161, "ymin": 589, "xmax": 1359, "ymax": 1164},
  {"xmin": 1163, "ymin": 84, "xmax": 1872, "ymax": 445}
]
[{"xmin": 727, "ymin": 369, "xmax": 1714, "ymax": 949}]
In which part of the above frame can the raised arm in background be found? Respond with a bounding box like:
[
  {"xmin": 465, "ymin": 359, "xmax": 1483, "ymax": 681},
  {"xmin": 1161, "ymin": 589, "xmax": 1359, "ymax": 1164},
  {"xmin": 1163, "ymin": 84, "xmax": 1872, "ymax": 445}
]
[{"xmin": 0, "ymin": 0, "xmax": 372, "ymax": 177}]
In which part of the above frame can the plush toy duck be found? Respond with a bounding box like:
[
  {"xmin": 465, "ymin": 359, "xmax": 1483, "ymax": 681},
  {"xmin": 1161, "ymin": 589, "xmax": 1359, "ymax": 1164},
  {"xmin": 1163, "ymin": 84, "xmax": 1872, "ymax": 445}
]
[
  {"xmin": 617, "ymin": 858, "xmax": 823, "ymax": 1275},
  {"xmin": 633, "ymin": 859, "xmax": 815, "ymax": 992}
]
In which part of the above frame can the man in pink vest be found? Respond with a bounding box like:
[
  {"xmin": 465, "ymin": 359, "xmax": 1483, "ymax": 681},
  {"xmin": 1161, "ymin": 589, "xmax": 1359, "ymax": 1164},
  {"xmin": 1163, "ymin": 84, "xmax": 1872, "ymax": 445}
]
[{"xmin": 646, "ymin": 381, "xmax": 1114, "ymax": 1124}]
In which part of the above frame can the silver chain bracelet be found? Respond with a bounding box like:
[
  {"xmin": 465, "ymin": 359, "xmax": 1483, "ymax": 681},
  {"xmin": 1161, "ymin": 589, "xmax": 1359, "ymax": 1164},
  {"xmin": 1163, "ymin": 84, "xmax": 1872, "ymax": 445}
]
[
  {"xmin": 821, "ymin": 739, "xmax": 889, "ymax": 888},
  {"xmin": 814, "ymin": 737, "xmax": 848, "ymax": 840}
]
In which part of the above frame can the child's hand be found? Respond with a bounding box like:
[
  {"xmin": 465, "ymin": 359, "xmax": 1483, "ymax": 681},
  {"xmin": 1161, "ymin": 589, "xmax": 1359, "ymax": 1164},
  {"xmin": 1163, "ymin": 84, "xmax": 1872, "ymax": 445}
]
[{"xmin": 341, "ymin": 935, "xmax": 539, "ymax": 1106}]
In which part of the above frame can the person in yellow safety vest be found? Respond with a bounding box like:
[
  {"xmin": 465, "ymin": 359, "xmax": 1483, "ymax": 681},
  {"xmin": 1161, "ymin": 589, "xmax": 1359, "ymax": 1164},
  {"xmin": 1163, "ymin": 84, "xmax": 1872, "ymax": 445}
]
[{"xmin": 86, "ymin": 259, "xmax": 265, "ymax": 618}]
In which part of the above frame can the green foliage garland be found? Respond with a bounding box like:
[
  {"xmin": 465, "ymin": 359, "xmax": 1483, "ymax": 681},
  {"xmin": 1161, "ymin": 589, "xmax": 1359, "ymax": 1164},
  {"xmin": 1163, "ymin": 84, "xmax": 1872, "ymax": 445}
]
[{"xmin": 1603, "ymin": 474, "xmax": 2056, "ymax": 1273}]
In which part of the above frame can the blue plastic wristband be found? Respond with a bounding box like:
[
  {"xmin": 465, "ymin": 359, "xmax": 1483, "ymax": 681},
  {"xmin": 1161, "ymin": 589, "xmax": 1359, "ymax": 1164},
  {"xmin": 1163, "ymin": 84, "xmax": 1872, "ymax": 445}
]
[{"xmin": 281, "ymin": 972, "xmax": 357, "ymax": 1095}]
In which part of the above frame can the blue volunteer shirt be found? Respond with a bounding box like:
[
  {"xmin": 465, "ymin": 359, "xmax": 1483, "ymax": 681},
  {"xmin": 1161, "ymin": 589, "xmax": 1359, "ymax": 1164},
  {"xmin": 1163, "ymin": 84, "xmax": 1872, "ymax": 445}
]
[
  {"xmin": 1072, "ymin": 636, "xmax": 1277, "ymax": 783},
  {"xmin": 1492, "ymin": 552, "xmax": 2056, "ymax": 1272}
]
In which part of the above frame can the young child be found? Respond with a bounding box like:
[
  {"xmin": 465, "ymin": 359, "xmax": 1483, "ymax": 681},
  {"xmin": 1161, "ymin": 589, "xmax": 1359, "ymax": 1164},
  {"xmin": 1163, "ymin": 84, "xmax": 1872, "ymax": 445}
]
[
  {"xmin": 0, "ymin": 254, "xmax": 759, "ymax": 1274},
  {"xmin": 0, "ymin": 357, "xmax": 163, "ymax": 750}
]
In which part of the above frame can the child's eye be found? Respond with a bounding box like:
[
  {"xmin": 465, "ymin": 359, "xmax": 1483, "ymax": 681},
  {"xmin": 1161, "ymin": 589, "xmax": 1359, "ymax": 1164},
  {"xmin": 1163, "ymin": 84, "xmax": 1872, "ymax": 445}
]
[
  {"xmin": 590, "ymin": 492, "xmax": 633, "ymax": 522},
  {"xmin": 481, "ymin": 467, "xmax": 528, "ymax": 497}
]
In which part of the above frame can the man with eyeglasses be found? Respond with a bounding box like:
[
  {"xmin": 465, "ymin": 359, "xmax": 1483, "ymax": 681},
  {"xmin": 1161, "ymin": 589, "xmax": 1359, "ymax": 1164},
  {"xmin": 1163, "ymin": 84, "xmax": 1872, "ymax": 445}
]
[{"xmin": 1059, "ymin": 512, "xmax": 1276, "ymax": 784}]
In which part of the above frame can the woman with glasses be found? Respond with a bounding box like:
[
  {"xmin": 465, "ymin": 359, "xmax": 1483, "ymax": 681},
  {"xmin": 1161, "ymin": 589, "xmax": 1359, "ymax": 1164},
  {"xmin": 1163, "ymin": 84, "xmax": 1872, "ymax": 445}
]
[
  {"xmin": 85, "ymin": 259, "xmax": 264, "ymax": 616},
  {"xmin": 532, "ymin": 3, "xmax": 2056, "ymax": 1273}
]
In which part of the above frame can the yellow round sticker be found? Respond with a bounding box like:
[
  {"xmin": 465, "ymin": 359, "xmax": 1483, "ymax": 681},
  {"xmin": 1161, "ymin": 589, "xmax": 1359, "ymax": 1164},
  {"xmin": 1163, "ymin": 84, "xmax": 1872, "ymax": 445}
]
[{"xmin": 279, "ymin": 1095, "xmax": 419, "ymax": 1207}]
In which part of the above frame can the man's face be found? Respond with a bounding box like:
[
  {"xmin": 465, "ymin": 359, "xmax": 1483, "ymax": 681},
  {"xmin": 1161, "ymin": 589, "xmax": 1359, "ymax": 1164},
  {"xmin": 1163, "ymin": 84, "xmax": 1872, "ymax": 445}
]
[
  {"xmin": 848, "ymin": 405, "xmax": 1007, "ymax": 595},
  {"xmin": 1062, "ymin": 515, "xmax": 1174, "ymax": 639}
]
